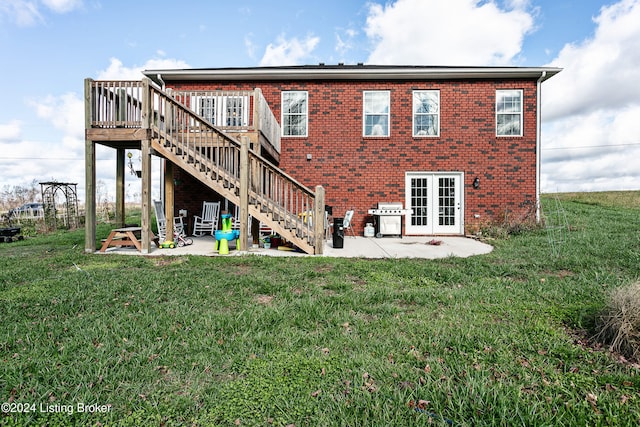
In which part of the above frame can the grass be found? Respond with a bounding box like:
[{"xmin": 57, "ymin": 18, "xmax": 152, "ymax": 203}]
[{"xmin": 1, "ymin": 192, "xmax": 639, "ymax": 426}]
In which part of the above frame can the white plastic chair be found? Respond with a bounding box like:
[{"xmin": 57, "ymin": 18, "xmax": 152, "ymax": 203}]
[
  {"xmin": 153, "ymin": 200, "xmax": 185, "ymax": 242},
  {"xmin": 192, "ymin": 201, "xmax": 220, "ymax": 236},
  {"xmin": 343, "ymin": 210, "xmax": 356, "ymax": 237}
]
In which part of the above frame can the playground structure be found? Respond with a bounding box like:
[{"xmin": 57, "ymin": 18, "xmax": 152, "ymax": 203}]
[{"xmin": 214, "ymin": 213, "xmax": 240, "ymax": 255}]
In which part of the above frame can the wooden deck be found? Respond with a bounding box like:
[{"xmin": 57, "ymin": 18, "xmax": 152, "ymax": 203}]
[{"xmin": 84, "ymin": 78, "xmax": 325, "ymax": 255}]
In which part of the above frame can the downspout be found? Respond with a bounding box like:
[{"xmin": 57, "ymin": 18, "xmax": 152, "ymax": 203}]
[{"xmin": 536, "ymin": 71, "xmax": 546, "ymax": 223}]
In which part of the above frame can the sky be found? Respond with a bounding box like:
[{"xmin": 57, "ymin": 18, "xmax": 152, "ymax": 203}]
[{"xmin": 1, "ymin": 0, "xmax": 639, "ymax": 204}]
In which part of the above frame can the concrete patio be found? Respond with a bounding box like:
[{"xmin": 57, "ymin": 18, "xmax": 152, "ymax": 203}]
[{"xmin": 98, "ymin": 234, "xmax": 493, "ymax": 259}]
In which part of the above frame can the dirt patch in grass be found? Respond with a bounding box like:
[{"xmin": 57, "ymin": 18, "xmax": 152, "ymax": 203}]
[
  {"xmin": 255, "ymin": 294, "xmax": 274, "ymax": 305},
  {"xmin": 543, "ymin": 269, "xmax": 575, "ymax": 279},
  {"xmin": 229, "ymin": 263, "xmax": 254, "ymax": 276},
  {"xmin": 151, "ymin": 256, "xmax": 187, "ymax": 267},
  {"xmin": 313, "ymin": 264, "xmax": 335, "ymax": 273}
]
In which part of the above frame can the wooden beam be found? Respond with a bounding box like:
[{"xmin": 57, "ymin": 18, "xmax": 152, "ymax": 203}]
[
  {"xmin": 239, "ymin": 137, "xmax": 249, "ymax": 251},
  {"xmin": 314, "ymin": 185, "xmax": 325, "ymax": 255},
  {"xmin": 86, "ymin": 128, "xmax": 151, "ymax": 141},
  {"xmin": 116, "ymin": 148, "xmax": 125, "ymax": 227},
  {"xmin": 250, "ymin": 154, "xmax": 261, "ymax": 244},
  {"xmin": 164, "ymin": 161, "xmax": 174, "ymax": 240},
  {"xmin": 140, "ymin": 78, "xmax": 152, "ymax": 254},
  {"xmin": 141, "ymin": 140, "xmax": 151, "ymax": 253},
  {"xmin": 84, "ymin": 78, "xmax": 96, "ymax": 253}
]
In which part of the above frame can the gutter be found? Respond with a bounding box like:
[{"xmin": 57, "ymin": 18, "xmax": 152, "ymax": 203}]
[
  {"xmin": 145, "ymin": 66, "xmax": 562, "ymax": 85},
  {"xmin": 536, "ymin": 71, "xmax": 546, "ymax": 223}
]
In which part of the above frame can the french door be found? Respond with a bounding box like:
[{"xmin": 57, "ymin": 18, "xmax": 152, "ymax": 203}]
[{"xmin": 405, "ymin": 172, "xmax": 463, "ymax": 235}]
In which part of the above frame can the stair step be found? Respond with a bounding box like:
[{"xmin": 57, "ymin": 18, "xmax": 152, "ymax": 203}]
[{"xmin": 151, "ymin": 117, "xmax": 318, "ymax": 254}]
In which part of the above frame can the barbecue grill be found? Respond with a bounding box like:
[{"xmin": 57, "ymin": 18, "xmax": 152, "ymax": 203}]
[{"xmin": 367, "ymin": 202, "xmax": 412, "ymax": 237}]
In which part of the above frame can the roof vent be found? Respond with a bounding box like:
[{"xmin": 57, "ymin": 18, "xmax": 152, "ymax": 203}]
[
  {"xmin": 338, "ymin": 62, "xmax": 344, "ymax": 66},
  {"xmin": 357, "ymin": 62, "xmax": 364, "ymax": 66},
  {"xmin": 319, "ymin": 62, "xmax": 325, "ymax": 66}
]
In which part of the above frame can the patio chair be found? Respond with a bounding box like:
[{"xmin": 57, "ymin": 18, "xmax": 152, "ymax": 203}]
[
  {"xmin": 153, "ymin": 200, "xmax": 185, "ymax": 242},
  {"xmin": 192, "ymin": 201, "xmax": 220, "ymax": 236},
  {"xmin": 343, "ymin": 210, "xmax": 356, "ymax": 237}
]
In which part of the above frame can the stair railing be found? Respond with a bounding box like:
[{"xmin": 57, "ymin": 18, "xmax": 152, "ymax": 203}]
[{"xmin": 87, "ymin": 78, "xmax": 324, "ymax": 253}]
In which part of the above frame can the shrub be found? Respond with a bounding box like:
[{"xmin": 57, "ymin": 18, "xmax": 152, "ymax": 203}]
[{"xmin": 594, "ymin": 281, "xmax": 640, "ymax": 362}]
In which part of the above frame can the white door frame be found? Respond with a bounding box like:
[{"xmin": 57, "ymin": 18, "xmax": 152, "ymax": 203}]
[{"xmin": 405, "ymin": 172, "xmax": 464, "ymax": 235}]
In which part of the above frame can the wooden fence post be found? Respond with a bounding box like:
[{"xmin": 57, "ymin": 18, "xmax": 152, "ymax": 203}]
[{"xmin": 115, "ymin": 148, "xmax": 125, "ymax": 227}]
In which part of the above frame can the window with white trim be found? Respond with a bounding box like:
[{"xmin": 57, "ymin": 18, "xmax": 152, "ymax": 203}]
[
  {"xmin": 199, "ymin": 97, "xmax": 216, "ymax": 125},
  {"xmin": 282, "ymin": 91, "xmax": 308, "ymax": 136},
  {"xmin": 225, "ymin": 97, "xmax": 244, "ymax": 126},
  {"xmin": 196, "ymin": 95, "xmax": 248, "ymax": 127},
  {"xmin": 363, "ymin": 91, "xmax": 390, "ymax": 137},
  {"xmin": 496, "ymin": 89, "xmax": 523, "ymax": 136},
  {"xmin": 413, "ymin": 90, "xmax": 440, "ymax": 137}
]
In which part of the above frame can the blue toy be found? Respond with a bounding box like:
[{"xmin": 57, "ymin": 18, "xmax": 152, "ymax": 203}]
[{"xmin": 214, "ymin": 213, "xmax": 240, "ymax": 255}]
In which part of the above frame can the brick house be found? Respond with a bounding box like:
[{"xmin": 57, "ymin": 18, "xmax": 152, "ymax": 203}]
[
  {"xmin": 145, "ymin": 65, "xmax": 559, "ymax": 233},
  {"xmin": 84, "ymin": 65, "xmax": 560, "ymax": 254}
]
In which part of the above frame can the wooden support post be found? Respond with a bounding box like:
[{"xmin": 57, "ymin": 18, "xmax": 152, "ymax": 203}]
[
  {"xmin": 84, "ymin": 78, "xmax": 96, "ymax": 253},
  {"xmin": 250, "ymin": 155, "xmax": 261, "ymax": 244},
  {"xmin": 164, "ymin": 161, "xmax": 175, "ymax": 240},
  {"xmin": 140, "ymin": 78, "xmax": 152, "ymax": 254},
  {"xmin": 253, "ymin": 88, "xmax": 261, "ymax": 134},
  {"xmin": 239, "ymin": 137, "xmax": 249, "ymax": 251},
  {"xmin": 314, "ymin": 185, "xmax": 325, "ymax": 255},
  {"xmin": 115, "ymin": 148, "xmax": 125, "ymax": 227}
]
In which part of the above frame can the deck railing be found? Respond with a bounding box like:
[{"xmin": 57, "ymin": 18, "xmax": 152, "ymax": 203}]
[
  {"xmin": 88, "ymin": 80, "xmax": 144, "ymax": 128},
  {"xmin": 87, "ymin": 78, "xmax": 322, "ymax": 252},
  {"xmin": 170, "ymin": 89, "xmax": 281, "ymax": 154},
  {"xmin": 148, "ymin": 82, "xmax": 319, "ymax": 248},
  {"xmin": 87, "ymin": 82, "xmax": 281, "ymax": 154}
]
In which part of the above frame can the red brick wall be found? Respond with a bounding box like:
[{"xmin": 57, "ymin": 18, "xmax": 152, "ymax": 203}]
[{"xmin": 169, "ymin": 78, "xmax": 539, "ymax": 235}]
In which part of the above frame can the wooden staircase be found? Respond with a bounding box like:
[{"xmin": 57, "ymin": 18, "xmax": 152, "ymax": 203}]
[{"xmin": 86, "ymin": 78, "xmax": 325, "ymax": 255}]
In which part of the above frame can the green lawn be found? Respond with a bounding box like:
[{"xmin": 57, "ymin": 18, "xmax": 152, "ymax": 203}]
[{"xmin": 1, "ymin": 193, "xmax": 639, "ymax": 426}]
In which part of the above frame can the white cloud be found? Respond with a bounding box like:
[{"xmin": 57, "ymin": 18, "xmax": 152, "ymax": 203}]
[
  {"xmin": 541, "ymin": 0, "xmax": 640, "ymax": 192},
  {"xmin": 0, "ymin": 119, "xmax": 22, "ymax": 142},
  {"xmin": 259, "ymin": 34, "xmax": 320, "ymax": 66},
  {"xmin": 30, "ymin": 93, "xmax": 84, "ymax": 145},
  {"xmin": 0, "ymin": 0, "xmax": 81, "ymax": 26},
  {"xmin": 335, "ymin": 28, "xmax": 358, "ymax": 57},
  {"xmin": 96, "ymin": 57, "xmax": 190, "ymax": 80},
  {"xmin": 0, "ymin": 0, "xmax": 43, "ymax": 26},
  {"xmin": 364, "ymin": 0, "xmax": 534, "ymax": 65},
  {"xmin": 0, "ymin": 57, "xmax": 189, "ymax": 202},
  {"xmin": 41, "ymin": 0, "xmax": 82, "ymax": 13},
  {"xmin": 543, "ymin": 0, "xmax": 640, "ymax": 120},
  {"xmin": 244, "ymin": 33, "xmax": 257, "ymax": 60}
]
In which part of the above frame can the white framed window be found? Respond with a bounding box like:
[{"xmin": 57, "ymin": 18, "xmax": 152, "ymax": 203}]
[
  {"xmin": 225, "ymin": 97, "xmax": 244, "ymax": 126},
  {"xmin": 199, "ymin": 97, "xmax": 216, "ymax": 125},
  {"xmin": 363, "ymin": 91, "xmax": 390, "ymax": 137},
  {"xmin": 195, "ymin": 94, "xmax": 248, "ymax": 127},
  {"xmin": 496, "ymin": 89, "xmax": 523, "ymax": 136},
  {"xmin": 282, "ymin": 91, "xmax": 308, "ymax": 137},
  {"xmin": 413, "ymin": 90, "xmax": 440, "ymax": 137}
]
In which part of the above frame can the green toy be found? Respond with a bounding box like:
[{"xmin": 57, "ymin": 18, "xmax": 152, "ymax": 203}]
[{"xmin": 160, "ymin": 240, "xmax": 176, "ymax": 249}]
